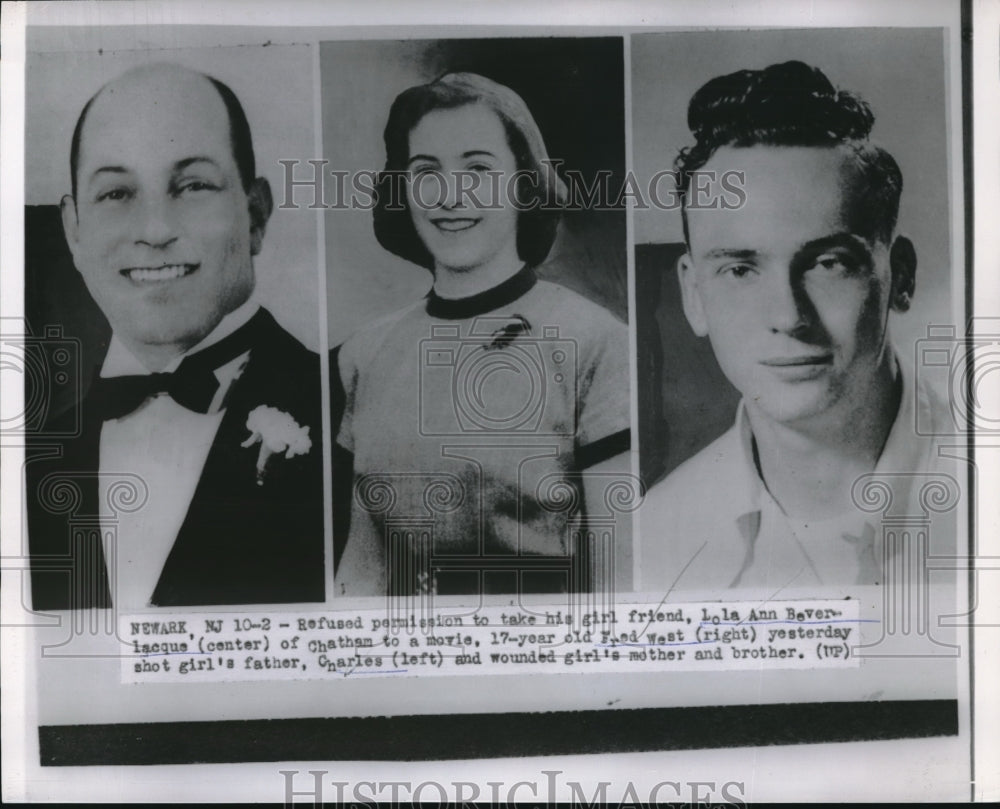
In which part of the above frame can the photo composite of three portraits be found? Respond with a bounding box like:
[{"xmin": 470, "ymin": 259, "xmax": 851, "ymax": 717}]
[{"xmin": 23, "ymin": 29, "xmax": 959, "ymax": 614}]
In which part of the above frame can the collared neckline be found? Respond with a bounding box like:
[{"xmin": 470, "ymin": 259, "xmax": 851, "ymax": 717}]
[
  {"xmin": 727, "ymin": 353, "xmax": 923, "ymax": 545},
  {"xmin": 100, "ymin": 300, "xmax": 260, "ymax": 415},
  {"xmin": 872, "ymin": 356, "xmax": 926, "ymax": 481},
  {"xmin": 425, "ymin": 265, "xmax": 537, "ymax": 320}
]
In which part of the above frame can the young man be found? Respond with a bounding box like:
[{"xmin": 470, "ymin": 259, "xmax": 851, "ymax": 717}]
[
  {"xmin": 640, "ymin": 61, "xmax": 953, "ymax": 591},
  {"xmin": 27, "ymin": 63, "xmax": 326, "ymax": 610}
]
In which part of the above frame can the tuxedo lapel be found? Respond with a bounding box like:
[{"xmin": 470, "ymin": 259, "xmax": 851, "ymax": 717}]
[
  {"xmin": 29, "ymin": 309, "xmax": 326, "ymax": 610},
  {"xmin": 151, "ymin": 310, "xmax": 326, "ymax": 606}
]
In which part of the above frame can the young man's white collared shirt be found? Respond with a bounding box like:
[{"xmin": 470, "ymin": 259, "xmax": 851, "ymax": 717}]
[
  {"xmin": 638, "ymin": 359, "xmax": 957, "ymax": 593},
  {"xmin": 97, "ymin": 300, "xmax": 258, "ymax": 611}
]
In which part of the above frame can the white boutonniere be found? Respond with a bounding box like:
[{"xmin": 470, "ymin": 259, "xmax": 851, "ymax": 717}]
[{"xmin": 241, "ymin": 405, "xmax": 312, "ymax": 486}]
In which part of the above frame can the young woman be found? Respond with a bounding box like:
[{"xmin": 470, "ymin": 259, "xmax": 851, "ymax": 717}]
[{"xmin": 335, "ymin": 72, "xmax": 630, "ymax": 597}]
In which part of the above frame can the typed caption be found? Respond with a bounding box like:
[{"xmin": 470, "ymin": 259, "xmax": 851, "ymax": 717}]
[{"xmin": 122, "ymin": 599, "xmax": 863, "ymax": 683}]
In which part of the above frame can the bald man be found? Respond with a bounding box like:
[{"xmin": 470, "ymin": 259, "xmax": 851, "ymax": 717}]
[{"xmin": 27, "ymin": 64, "xmax": 327, "ymax": 610}]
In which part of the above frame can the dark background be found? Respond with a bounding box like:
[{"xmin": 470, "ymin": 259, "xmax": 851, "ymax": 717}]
[
  {"xmin": 24, "ymin": 206, "xmax": 110, "ymax": 424},
  {"xmin": 635, "ymin": 243, "xmax": 738, "ymax": 488}
]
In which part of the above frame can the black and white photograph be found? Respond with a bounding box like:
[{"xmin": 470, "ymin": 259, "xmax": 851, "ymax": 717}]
[
  {"xmin": 627, "ymin": 31, "xmax": 970, "ymax": 769},
  {"xmin": 0, "ymin": 0, "xmax": 995, "ymax": 804},
  {"xmin": 321, "ymin": 37, "xmax": 632, "ymax": 599},
  {"xmin": 632, "ymin": 29, "xmax": 962, "ymax": 596},
  {"xmin": 21, "ymin": 38, "xmax": 328, "ymax": 611}
]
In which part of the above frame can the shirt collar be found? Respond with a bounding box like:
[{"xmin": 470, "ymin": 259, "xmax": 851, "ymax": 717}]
[
  {"xmin": 726, "ymin": 352, "xmax": 918, "ymax": 538},
  {"xmin": 728, "ymin": 398, "xmax": 766, "ymax": 520},
  {"xmin": 101, "ymin": 299, "xmax": 260, "ymax": 378},
  {"xmin": 873, "ymin": 355, "xmax": 924, "ymax": 478}
]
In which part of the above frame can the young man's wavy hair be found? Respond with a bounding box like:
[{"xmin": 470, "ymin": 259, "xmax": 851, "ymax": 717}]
[
  {"xmin": 675, "ymin": 60, "xmax": 903, "ymax": 245},
  {"xmin": 373, "ymin": 72, "xmax": 568, "ymax": 271}
]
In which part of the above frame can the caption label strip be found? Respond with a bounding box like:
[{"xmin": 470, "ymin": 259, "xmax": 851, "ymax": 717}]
[{"xmin": 121, "ymin": 600, "xmax": 862, "ymax": 683}]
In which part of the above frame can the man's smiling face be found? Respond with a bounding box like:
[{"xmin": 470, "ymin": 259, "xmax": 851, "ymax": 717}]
[{"xmin": 64, "ymin": 65, "xmax": 260, "ymax": 361}]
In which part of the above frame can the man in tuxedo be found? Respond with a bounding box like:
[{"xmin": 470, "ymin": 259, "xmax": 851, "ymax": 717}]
[{"xmin": 27, "ymin": 63, "xmax": 326, "ymax": 610}]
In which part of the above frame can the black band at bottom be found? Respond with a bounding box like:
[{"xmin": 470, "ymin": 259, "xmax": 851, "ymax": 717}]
[{"xmin": 39, "ymin": 698, "xmax": 957, "ymax": 766}]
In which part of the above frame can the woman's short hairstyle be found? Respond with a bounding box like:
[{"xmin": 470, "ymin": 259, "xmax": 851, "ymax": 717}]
[{"xmin": 373, "ymin": 72, "xmax": 568, "ymax": 270}]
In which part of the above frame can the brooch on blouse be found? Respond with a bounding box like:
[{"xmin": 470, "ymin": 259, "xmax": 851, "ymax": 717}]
[{"xmin": 484, "ymin": 314, "xmax": 531, "ymax": 351}]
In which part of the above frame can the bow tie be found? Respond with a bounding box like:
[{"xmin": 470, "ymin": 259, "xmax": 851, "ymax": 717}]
[
  {"xmin": 89, "ymin": 309, "xmax": 264, "ymax": 421},
  {"xmin": 90, "ymin": 362, "xmax": 223, "ymax": 420}
]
